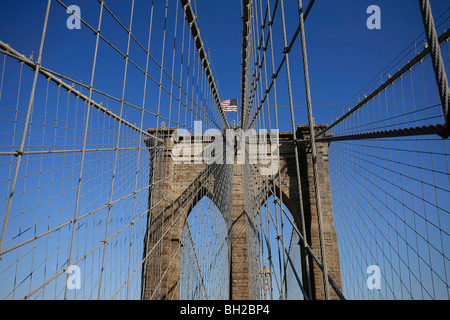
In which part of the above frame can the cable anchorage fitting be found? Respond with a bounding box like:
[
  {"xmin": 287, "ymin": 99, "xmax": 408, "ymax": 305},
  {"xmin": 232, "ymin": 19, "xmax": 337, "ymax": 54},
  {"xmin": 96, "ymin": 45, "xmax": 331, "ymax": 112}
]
[{"xmin": 14, "ymin": 150, "xmax": 24, "ymax": 157}]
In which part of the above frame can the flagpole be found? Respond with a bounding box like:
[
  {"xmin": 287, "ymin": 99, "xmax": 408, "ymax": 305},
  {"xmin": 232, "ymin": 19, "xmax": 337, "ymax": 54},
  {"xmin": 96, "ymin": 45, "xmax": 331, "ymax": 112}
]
[{"xmin": 237, "ymin": 99, "xmax": 239, "ymax": 128}]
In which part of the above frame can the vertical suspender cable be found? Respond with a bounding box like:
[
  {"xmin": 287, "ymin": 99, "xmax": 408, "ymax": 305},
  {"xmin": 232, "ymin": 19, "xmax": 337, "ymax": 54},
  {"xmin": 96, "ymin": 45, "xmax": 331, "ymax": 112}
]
[
  {"xmin": 296, "ymin": 0, "xmax": 330, "ymax": 299},
  {"xmin": 278, "ymin": 0, "xmax": 317, "ymax": 299},
  {"xmin": 0, "ymin": 0, "xmax": 52, "ymax": 256},
  {"xmin": 98, "ymin": 0, "xmax": 136, "ymax": 299}
]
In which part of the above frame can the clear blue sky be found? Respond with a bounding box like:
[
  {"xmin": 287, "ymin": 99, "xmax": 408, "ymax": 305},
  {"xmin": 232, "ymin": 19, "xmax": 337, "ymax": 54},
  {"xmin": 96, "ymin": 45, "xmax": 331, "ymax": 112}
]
[
  {"xmin": 194, "ymin": 0, "xmax": 449, "ymax": 127},
  {"xmin": 1, "ymin": 0, "xmax": 448, "ymax": 130}
]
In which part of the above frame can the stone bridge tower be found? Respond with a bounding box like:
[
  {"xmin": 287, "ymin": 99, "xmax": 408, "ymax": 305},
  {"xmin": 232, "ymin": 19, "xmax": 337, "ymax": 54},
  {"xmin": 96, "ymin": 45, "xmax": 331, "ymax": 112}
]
[{"xmin": 140, "ymin": 124, "xmax": 342, "ymax": 300}]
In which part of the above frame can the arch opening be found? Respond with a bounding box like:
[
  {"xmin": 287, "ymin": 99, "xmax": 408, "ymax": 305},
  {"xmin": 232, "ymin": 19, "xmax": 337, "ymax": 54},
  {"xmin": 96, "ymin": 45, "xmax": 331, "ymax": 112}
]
[
  {"xmin": 252, "ymin": 193, "xmax": 305, "ymax": 300},
  {"xmin": 179, "ymin": 195, "xmax": 229, "ymax": 300}
]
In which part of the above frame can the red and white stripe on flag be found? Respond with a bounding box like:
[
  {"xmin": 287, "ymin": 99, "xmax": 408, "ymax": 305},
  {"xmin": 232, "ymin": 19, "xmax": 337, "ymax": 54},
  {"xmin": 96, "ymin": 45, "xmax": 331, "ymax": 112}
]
[
  {"xmin": 221, "ymin": 99, "xmax": 238, "ymax": 113},
  {"xmin": 223, "ymin": 107, "xmax": 238, "ymax": 113}
]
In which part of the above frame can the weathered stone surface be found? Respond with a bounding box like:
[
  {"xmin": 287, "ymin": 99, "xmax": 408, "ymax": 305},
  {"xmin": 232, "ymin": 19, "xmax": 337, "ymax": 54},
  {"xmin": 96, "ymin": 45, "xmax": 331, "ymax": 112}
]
[{"xmin": 141, "ymin": 125, "xmax": 342, "ymax": 300}]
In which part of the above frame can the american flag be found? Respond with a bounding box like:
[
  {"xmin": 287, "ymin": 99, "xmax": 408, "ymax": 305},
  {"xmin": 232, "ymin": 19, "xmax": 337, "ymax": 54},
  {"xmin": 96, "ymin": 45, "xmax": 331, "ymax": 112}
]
[{"xmin": 221, "ymin": 99, "xmax": 238, "ymax": 113}]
